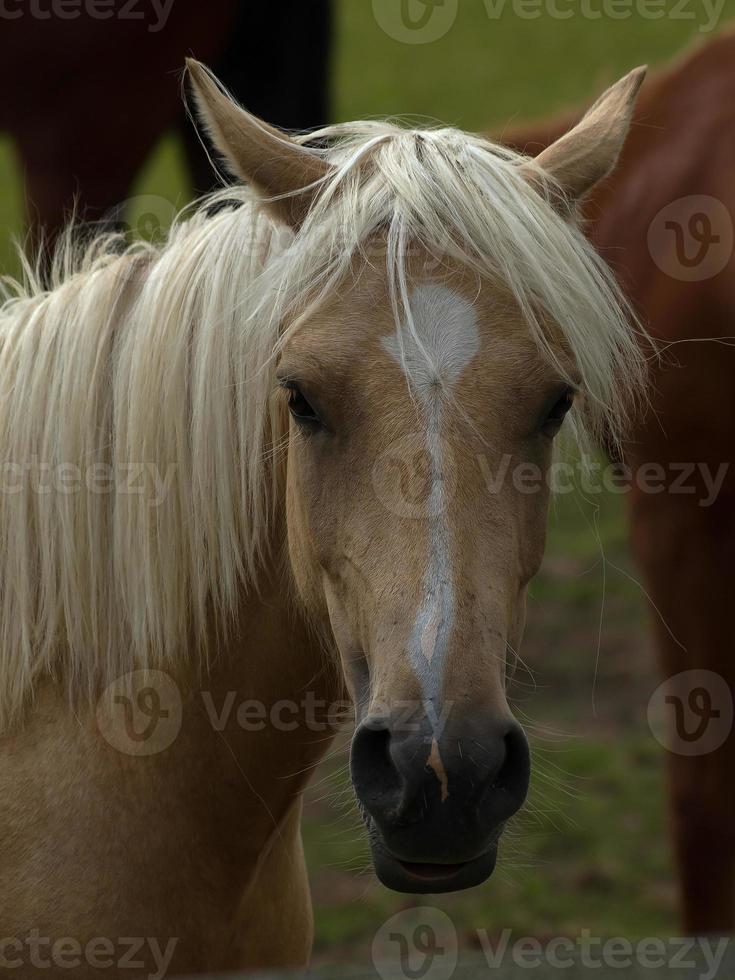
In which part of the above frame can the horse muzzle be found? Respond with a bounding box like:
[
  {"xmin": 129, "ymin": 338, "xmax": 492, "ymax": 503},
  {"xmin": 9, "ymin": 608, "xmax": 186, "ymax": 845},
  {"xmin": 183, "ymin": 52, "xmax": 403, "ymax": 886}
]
[{"xmin": 350, "ymin": 713, "xmax": 530, "ymax": 893}]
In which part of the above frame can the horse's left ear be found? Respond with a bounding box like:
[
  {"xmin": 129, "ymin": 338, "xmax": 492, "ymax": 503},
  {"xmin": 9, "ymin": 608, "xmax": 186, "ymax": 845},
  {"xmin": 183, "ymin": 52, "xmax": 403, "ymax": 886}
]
[
  {"xmin": 186, "ymin": 58, "xmax": 332, "ymax": 228},
  {"xmin": 522, "ymin": 66, "xmax": 646, "ymax": 213}
]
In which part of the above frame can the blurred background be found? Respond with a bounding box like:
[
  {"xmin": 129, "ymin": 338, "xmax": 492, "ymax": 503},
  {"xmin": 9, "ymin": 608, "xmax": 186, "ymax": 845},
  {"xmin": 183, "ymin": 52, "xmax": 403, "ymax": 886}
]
[{"xmin": 1, "ymin": 0, "xmax": 733, "ymax": 969}]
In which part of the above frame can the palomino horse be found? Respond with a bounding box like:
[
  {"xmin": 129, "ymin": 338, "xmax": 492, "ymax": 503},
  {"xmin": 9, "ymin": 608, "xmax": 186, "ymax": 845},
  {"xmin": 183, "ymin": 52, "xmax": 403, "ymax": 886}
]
[
  {"xmin": 0, "ymin": 62, "xmax": 645, "ymax": 975},
  {"xmin": 504, "ymin": 31, "xmax": 735, "ymax": 935}
]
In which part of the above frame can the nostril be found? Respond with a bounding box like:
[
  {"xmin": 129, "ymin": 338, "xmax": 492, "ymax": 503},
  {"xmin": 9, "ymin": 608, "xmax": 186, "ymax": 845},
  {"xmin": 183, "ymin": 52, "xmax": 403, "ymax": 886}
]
[
  {"xmin": 350, "ymin": 720, "xmax": 403, "ymax": 818},
  {"xmin": 489, "ymin": 722, "xmax": 531, "ymax": 809},
  {"xmin": 351, "ymin": 715, "xmax": 530, "ymax": 846}
]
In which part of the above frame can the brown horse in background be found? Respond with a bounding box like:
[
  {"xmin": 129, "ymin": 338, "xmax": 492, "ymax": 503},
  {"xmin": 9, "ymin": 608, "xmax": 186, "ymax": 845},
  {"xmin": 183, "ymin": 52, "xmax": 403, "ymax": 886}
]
[
  {"xmin": 0, "ymin": 0, "xmax": 331, "ymax": 242},
  {"xmin": 505, "ymin": 31, "xmax": 735, "ymax": 934}
]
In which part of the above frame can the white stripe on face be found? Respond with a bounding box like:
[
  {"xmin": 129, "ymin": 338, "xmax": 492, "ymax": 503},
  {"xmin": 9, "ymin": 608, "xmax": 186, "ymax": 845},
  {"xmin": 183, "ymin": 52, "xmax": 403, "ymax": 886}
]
[{"xmin": 382, "ymin": 284, "xmax": 480, "ymax": 712}]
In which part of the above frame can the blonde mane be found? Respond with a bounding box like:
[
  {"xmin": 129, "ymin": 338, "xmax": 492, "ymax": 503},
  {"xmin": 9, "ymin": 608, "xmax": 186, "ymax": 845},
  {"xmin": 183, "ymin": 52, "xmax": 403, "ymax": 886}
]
[{"xmin": 0, "ymin": 119, "xmax": 646, "ymax": 728}]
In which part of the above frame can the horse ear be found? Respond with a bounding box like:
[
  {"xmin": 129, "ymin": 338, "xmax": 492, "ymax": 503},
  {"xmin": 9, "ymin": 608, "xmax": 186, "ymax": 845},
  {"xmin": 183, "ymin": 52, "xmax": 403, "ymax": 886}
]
[
  {"xmin": 186, "ymin": 58, "xmax": 331, "ymax": 228},
  {"xmin": 522, "ymin": 66, "xmax": 646, "ymax": 213}
]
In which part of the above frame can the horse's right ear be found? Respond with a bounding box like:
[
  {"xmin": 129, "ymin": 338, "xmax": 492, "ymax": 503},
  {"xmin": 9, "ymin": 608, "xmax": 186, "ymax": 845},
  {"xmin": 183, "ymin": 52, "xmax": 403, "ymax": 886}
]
[{"xmin": 186, "ymin": 58, "xmax": 332, "ymax": 228}]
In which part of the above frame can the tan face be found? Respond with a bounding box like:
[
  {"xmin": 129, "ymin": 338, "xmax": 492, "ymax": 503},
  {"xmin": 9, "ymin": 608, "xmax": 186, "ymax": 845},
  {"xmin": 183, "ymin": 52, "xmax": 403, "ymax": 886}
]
[
  {"xmin": 187, "ymin": 54, "xmax": 644, "ymax": 893},
  {"xmin": 279, "ymin": 254, "xmax": 578, "ymax": 891}
]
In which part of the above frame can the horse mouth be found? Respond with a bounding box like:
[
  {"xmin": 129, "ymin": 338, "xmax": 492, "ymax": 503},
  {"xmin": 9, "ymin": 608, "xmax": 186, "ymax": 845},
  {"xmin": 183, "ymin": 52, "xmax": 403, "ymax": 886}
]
[
  {"xmin": 355, "ymin": 802, "xmax": 502, "ymax": 893},
  {"xmin": 370, "ymin": 841, "xmax": 499, "ymax": 894},
  {"xmin": 397, "ymin": 860, "xmax": 469, "ymax": 880}
]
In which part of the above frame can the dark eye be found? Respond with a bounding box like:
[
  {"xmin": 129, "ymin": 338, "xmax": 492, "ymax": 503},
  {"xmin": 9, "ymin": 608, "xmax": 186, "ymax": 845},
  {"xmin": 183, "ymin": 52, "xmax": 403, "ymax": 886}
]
[
  {"xmin": 284, "ymin": 383, "xmax": 320, "ymax": 427},
  {"xmin": 542, "ymin": 388, "xmax": 575, "ymax": 438}
]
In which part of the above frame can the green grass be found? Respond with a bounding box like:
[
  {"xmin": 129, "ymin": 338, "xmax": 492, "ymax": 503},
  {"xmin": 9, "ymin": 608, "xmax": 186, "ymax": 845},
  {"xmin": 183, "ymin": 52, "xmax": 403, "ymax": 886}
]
[
  {"xmin": 0, "ymin": 137, "xmax": 24, "ymax": 277},
  {"xmin": 334, "ymin": 1, "xmax": 735, "ymax": 129}
]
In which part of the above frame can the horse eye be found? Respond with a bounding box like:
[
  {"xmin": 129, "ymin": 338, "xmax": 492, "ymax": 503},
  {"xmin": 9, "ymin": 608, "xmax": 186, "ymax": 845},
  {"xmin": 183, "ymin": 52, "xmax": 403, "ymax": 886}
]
[
  {"xmin": 285, "ymin": 384, "xmax": 320, "ymax": 426},
  {"xmin": 542, "ymin": 388, "xmax": 575, "ymax": 437}
]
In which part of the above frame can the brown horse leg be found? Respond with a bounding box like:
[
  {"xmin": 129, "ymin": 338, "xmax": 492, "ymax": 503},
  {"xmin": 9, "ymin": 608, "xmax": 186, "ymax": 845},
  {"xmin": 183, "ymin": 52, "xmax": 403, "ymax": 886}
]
[
  {"xmin": 18, "ymin": 144, "xmax": 150, "ymax": 252},
  {"xmin": 16, "ymin": 94, "xmax": 169, "ymax": 253},
  {"xmin": 630, "ymin": 489, "xmax": 735, "ymax": 933}
]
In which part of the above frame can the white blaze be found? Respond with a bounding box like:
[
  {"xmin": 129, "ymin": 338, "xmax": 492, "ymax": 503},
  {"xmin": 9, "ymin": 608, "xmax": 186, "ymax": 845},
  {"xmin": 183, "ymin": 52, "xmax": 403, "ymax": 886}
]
[{"xmin": 382, "ymin": 284, "xmax": 480, "ymax": 708}]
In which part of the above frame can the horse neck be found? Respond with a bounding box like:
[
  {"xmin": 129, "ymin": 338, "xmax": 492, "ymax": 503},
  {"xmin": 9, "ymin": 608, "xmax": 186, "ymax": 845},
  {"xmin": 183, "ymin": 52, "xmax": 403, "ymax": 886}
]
[
  {"xmin": 202, "ymin": 515, "xmax": 343, "ymax": 736},
  {"xmin": 189, "ymin": 530, "xmax": 345, "ymax": 831}
]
